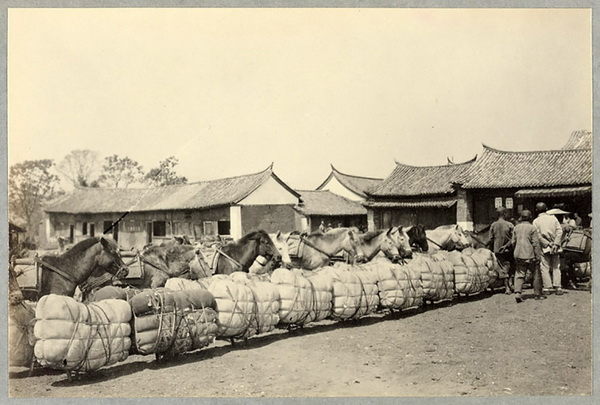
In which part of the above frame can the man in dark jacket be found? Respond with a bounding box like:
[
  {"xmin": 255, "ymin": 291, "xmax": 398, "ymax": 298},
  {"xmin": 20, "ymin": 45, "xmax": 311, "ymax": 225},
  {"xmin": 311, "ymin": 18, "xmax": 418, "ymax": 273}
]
[
  {"xmin": 488, "ymin": 207, "xmax": 514, "ymax": 294},
  {"xmin": 512, "ymin": 210, "xmax": 544, "ymax": 302}
]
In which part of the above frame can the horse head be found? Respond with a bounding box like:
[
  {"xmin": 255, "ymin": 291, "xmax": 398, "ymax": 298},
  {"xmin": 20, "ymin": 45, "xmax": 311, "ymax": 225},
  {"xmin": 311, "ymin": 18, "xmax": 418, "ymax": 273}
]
[
  {"xmin": 406, "ymin": 225, "xmax": 429, "ymax": 252},
  {"xmin": 450, "ymin": 225, "xmax": 471, "ymax": 250},
  {"xmin": 379, "ymin": 228, "xmax": 402, "ymax": 263},
  {"xmin": 344, "ymin": 228, "xmax": 366, "ymax": 262},
  {"xmin": 272, "ymin": 231, "xmax": 293, "ymax": 269},
  {"xmin": 390, "ymin": 226, "xmax": 413, "ymax": 259},
  {"xmin": 254, "ymin": 231, "xmax": 282, "ymax": 267},
  {"xmin": 96, "ymin": 236, "xmax": 129, "ymax": 279}
]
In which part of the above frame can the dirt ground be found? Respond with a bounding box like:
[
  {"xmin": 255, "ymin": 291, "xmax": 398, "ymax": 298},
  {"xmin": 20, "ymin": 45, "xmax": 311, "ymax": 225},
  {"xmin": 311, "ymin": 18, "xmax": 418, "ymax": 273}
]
[{"xmin": 9, "ymin": 287, "xmax": 592, "ymax": 398}]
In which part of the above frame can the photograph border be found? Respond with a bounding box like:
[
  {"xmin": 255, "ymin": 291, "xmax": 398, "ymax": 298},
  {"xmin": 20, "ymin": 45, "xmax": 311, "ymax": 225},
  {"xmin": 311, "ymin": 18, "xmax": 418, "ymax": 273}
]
[{"xmin": 1, "ymin": 1, "xmax": 597, "ymax": 404}]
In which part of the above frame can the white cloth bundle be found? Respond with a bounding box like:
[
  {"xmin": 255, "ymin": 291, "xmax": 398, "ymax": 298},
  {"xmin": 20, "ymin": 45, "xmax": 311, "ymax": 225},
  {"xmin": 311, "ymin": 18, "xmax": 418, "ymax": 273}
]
[
  {"xmin": 207, "ymin": 278, "xmax": 258, "ymax": 339},
  {"xmin": 270, "ymin": 268, "xmax": 314, "ymax": 326},
  {"xmin": 317, "ymin": 265, "xmax": 378, "ymax": 320},
  {"xmin": 34, "ymin": 294, "xmax": 131, "ymax": 372},
  {"xmin": 297, "ymin": 269, "xmax": 334, "ymax": 323},
  {"xmin": 439, "ymin": 251, "xmax": 490, "ymax": 295},
  {"xmin": 412, "ymin": 253, "xmax": 455, "ymax": 302},
  {"xmin": 9, "ymin": 301, "xmax": 36, "ymax": 367},
  {"xmin": 462, "ymin": 248, "xmax": 503, "ymax": 289},
  {"xmin": 164, "ymin": 277, "xmax": 206, "ymax": 292},
  {"xmin": 230, "ymin": 272, "xmax": 281, "ymax": 334},
  {"xmin": 129, "ymin": 288, "xmax": 218, "ymax": 356},
  {"xmin": 359, "ymin": 259, "xmax": 423, "ymax": 310}
]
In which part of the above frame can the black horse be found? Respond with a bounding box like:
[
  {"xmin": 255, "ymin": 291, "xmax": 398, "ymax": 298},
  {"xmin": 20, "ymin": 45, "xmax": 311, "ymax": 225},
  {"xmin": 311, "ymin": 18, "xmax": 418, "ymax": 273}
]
[{"xmin": 406, "ymin": 225, "xmax": 429, "ymax": 252}]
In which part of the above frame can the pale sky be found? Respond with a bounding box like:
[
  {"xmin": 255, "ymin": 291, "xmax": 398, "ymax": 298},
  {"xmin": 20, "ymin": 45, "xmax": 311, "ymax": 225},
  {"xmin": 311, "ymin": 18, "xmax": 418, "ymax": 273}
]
[{"xmin": 8, "ymin": 8, "xmax": 592, "ymax": 190}]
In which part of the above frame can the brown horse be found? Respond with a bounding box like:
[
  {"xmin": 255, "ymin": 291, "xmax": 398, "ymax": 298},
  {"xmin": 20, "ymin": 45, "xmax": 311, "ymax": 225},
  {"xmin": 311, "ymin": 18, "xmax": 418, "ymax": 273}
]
[
  {"xmin": 291, "ymin": 227, "xmax": 364, "ymax": 270},
  {"xmin": 214, "ymin": 230, "xmax": 282, "ymax": 275},
  {"xmin": 425, "ymin": 225, "xmax": 471, "ymax": 251},
  {"xmin": 357, "ymin": 228, "xmax": 405, "ymax": 263},
  {"xmin": 137, "ymin": 244, "xmax": 211, "ymax": 289},
  {"xmin": 248, "ymin": 231, "xmax": 293, "ymax": 274},
  {"xmin": 38, "ymin": 236, "xmax": 128, "ymax": 298}
]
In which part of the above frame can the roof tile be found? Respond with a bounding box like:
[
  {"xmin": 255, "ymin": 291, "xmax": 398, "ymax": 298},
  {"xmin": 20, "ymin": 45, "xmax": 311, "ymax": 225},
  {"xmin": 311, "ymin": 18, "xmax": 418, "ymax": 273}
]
[
  {"xmin": 295, "ymin": 190, "xmax": 367, "ymax": 216},
  {"xmin": 462, "ymin": 145, "xmax": 592, "ymax": 189}
]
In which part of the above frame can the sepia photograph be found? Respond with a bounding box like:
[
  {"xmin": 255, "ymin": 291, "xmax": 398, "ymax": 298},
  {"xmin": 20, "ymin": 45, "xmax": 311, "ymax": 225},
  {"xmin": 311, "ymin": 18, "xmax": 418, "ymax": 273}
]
[{"xmin": 4, "ymin": 4, "xmax": 595, "ymax": 401}]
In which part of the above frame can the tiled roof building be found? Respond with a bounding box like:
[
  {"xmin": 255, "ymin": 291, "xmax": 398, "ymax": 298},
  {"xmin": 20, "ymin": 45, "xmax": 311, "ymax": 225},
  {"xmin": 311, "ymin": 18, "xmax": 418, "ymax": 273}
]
[
  {"xmin": 42, "ymin": 165, "xmax": 302, "ymax": 249},
  {"xmin": 316, "ymin": 165, "xmax": 383, "ymax": 200},
  {"xmin": 461, "ymin": 145, "xmax": 592, "ymax": 189}
]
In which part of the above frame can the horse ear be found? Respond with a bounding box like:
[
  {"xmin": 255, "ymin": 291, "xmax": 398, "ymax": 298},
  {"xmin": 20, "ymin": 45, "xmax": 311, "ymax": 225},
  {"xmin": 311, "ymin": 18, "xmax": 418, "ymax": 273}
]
[
  {"xmin": 276, "ymin": 230, "xmax": 282, "ymax": 239},
  {"xmin": 386, "ymin": 227, "xmax": 394, "ymax": 236},
  {"xmin": 100, "ymin": 236, "xmax": 111, "ymax": 250}
]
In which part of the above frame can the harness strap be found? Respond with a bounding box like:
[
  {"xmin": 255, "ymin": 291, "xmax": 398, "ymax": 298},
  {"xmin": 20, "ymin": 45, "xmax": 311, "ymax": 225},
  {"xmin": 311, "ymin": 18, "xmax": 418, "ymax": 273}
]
[
  {"xmin": 216, "ymin": 248, "xmax": 247, "ymax": 272},
  {"xmin": 36, "ymin": 257, "xmax": 79, "ymax": 285},
  {"xmin": 426, "ymin": 237, "xmax": 444, "ymax": 249},
  {"xmin": 300, "ymin": 236, "xmax": 333, "ymax": 259}
]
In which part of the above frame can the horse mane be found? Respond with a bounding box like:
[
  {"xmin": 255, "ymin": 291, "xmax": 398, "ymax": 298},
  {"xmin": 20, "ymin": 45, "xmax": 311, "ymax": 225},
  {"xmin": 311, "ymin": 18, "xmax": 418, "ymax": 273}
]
[
  {"xmin": 361, "ymin": 230, "xmax": 383, "ymax": 242},
  {"xmin": 238, "ymin": 230, "xmax": 269, "ymax": 243},
  {"xmin": 433, "ymin": 224, "xmax": 457, "ymax": 230},
  {"xmin": 43, "ymin": 237, "xmax": 103, "ymax": 265}
]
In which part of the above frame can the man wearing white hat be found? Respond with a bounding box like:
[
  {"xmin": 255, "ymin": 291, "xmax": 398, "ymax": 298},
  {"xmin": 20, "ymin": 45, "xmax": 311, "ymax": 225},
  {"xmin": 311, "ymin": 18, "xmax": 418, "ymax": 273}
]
[{"xmin": 533, "ymin": 202, "xmax": 564, "ymax": 295}]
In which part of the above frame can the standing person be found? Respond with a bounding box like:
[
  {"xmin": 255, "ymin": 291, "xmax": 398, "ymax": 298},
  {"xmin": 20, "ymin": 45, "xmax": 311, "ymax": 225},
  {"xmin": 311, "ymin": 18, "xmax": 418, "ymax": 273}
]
[
  {"xmin": 562, "ymin": 213, "xmax": 577, "ymax": 229},
  {"xmin": 512, "ymin": 210, "xmax": 544, "ymax": 302},
  {"xmin": 488, "ymin": 207, "xmax": 515, "ymax": 294},
  {"xmin": 573, "ymin": 212, "xmax": 583, "ymax": 229},
  {"xmin": 533, "ymin": 202, "xmax": 564, "ymax": 295},
  {"xmin": 318, "ymin": 220, "xmax": 327, "ymax": 233}
]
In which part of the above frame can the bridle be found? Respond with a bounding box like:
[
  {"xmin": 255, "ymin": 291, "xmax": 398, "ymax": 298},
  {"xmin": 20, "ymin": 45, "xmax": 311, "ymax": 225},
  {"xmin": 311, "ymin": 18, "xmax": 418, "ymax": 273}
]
[{"xmin": 216, "ymin": 237, "xmax": 277, "ymax": 272}]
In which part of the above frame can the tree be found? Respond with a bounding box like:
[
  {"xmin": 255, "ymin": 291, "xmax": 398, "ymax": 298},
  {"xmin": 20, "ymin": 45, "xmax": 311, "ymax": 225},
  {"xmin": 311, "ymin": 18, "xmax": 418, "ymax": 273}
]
[
  {"xmin": 8, "ymin": 160, "xmax": 61, "ymax": 242},
  {"xmin": 97, "ymin": 154, "xmax": 145, "ymax": 188},
  {"xmin": 144, "ymin": 156, "xmax": 188, "ymax": 186},
  {"xmin": 57, "ymin": 149, "xmax": 101, "ymax": 187}
]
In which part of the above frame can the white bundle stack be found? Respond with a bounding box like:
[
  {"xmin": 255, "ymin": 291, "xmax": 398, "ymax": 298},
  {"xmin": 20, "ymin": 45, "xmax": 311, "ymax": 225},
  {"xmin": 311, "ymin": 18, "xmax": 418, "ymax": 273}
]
[
  {"xmin": 463, "ymin": 248, "xmax": 503, "ymax": 289},
  {"xmin": 34, "ymin": 294, "xmax": 131, "ymax": 372},
  {"xmin": 294, "ymin": 269, "xmax": 333, "ymax": 323},
  {"xmin": 164, "ymin": 277, "xmax": 206, "ymax": 292},
  {"xmin": 440, "ymin": 251, "xmax": 490, "ymax": 295},
  {"xmin": 270, "ymin": 268, "xmax": 313, "ymax": 326},
  {"xmin": 129, "ymin": 288, "xmax": 218, "ymax": 356},
  {"xmin": 9, "ymin": 301, "xmax": 36, "ymax": 367},
  {"xmin": 413, "ymin": 253, "xmax": 455, "ymax": 302},
  {"xmin": 230, "ymin": 272, "xmax": 281, "ymax": 335},
  {"xmin": 317, "ymin": 265, "xmax": 378, "ymax": 320},
  {"xmin": 351, "ymin": 267, "xmax": 380, "ymax": 318},
  {"xmin": 359, "ymin": 259, "xmax": 423, "ymax": 311},
  {"xmin": 207, "ymin": 278, "xmax": 257, "ymax": 339}
]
